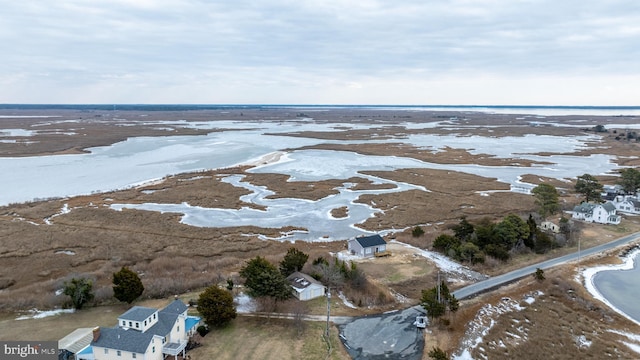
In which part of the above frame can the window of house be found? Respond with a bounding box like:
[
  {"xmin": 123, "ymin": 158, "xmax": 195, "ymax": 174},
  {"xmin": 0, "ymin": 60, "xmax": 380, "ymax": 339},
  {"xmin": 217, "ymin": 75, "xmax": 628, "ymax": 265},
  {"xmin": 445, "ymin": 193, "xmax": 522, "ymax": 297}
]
[
  {"xmin": 152, "ymin": 346, "xmax": 155, "ymax": 353},
  {"xmin": 104, "ymin": 349, "xmax": 108, "ymax": 354},
  {"xmin": 365, "ymin": 248, "xmax": 371, "ymax": 254},
  {"xmin": 153, "ymin": 314, "xmax": 156, "ymax": 319},
  {"xmin": 135, "ymin": 322, "xmax": 139, "ymax": 328},
  {"xmin": 129, "ymin": 321, "xmax": 132, "ymax": 327},
  {"xmin": 122, "ymin": 320, "xmax": 125, "ymax": 326},
  {"xmin": 117, "ymin": 350, "xmax": 121, "ymax": 356},
  {"xmin": 177, "ymin": 326, "xmax": 179, "ymax": 332},
  {"xmin": 144, "ymin": 320, "xmax": 147, "ymax": 326},
  {"xmin": 132, "ymin": 354, "xmax": 137, "ymax": 359}
]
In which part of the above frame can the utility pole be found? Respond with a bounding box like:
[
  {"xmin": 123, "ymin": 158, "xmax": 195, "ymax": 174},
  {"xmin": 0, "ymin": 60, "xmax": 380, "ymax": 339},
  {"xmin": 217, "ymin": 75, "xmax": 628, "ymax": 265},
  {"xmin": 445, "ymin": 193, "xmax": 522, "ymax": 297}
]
[
  {"xmin": 437, "ymin": 271, "xmax": 441, "ymax": 303},
  {"xmin": 578, "ymin": 235, "xmax": 581, "ymax": 271},
  {"xmin": 326, "ymin": 287, "xmax": 331, "ymax": 338}
]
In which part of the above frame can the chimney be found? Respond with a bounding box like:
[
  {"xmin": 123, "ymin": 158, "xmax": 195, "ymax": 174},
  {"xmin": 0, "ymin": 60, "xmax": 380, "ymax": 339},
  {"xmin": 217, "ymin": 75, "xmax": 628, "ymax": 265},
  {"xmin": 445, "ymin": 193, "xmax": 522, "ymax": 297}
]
[{"xmin": 92, "ymin": 327, "xmax": 101, "ymax": 342}]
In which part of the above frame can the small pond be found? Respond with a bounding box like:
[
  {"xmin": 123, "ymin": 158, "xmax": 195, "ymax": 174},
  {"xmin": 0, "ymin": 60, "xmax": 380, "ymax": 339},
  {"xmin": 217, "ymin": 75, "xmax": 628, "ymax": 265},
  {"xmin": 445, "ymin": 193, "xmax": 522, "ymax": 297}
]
[{"xmin": 592, "ymin": 251, "xmax": 640, "ymax": 324}]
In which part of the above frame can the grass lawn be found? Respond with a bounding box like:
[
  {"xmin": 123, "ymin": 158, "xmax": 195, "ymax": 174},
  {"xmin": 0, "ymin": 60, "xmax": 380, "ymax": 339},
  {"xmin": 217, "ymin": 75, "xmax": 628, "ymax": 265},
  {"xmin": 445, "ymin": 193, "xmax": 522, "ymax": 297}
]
[
  {"xmin": 188, "ymin": 316, "xmax": 349, "ymax": 360},
  {"xmin": 0, "ymin": 295, "xmax": 351, "ymax": 360}
]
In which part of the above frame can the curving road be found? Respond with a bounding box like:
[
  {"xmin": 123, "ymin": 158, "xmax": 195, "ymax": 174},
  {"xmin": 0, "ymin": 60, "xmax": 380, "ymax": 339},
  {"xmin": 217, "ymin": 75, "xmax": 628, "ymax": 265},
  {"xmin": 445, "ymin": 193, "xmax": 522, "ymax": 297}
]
[{"xmin": 453, "ymin": 231, "xmax": 640, "ymax": 300}]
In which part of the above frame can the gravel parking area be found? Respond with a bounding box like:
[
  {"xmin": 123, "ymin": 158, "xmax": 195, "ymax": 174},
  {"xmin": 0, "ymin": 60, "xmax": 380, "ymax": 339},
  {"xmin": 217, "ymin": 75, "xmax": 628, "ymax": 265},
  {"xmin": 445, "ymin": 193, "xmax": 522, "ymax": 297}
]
[{"xmin": 339, "ymin": 306, "xmax": 425, "ymax": 359}]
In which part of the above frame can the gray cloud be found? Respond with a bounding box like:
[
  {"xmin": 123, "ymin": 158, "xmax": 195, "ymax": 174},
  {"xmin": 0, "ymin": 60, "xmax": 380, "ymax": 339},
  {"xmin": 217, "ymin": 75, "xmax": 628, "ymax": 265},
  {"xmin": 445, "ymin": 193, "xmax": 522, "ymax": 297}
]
[{"xmin": 1, "ymin": 0, "xmax": 639, "ymax": 104}]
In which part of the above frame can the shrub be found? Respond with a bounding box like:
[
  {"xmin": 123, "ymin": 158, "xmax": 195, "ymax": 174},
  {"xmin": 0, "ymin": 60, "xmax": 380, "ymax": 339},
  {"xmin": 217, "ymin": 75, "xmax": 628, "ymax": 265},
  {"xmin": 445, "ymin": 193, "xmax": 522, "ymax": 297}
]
[
  {"xmin": 196, "ymin": 325, "xmax": 209, "ymax": 337},
  {"xmin": 412, "ymin": 226, "xmax": 425, "ymax": 237}
]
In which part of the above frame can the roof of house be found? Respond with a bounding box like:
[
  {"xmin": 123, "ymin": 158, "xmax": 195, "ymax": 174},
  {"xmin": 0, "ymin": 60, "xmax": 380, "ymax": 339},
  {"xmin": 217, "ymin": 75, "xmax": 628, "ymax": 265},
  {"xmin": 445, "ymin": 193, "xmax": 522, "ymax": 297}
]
[
  {"xmin": 161, "ymin": 299, "xmax": 188, "ymax": 315},
  {"xmin": 573, "ymin": 203, "xmax": 596, "ymax": 214},
  {"xmin": 94, "ymin": 300, "xmax": 191, "ymax": 352},
  {"xmin": 352, "ymin": 234, "xmax": 386, "ymax": 248},
  {"xmin": 92, "ymin": 327, "xmax": 156, "ymax": 354},
  {"xmin": 119, "ymin": 306, "xmax": 157, "ymax": 322},
  {"xmin": 185, "ymin": 316, "xmax": 201, "ymax": 332},
  {"xmin": 59, "ymin": 327, "xmax": 94, "ymax": 354},
  {"xmin": 150, "ymin": 311, "xmax": 179, "ymax": 337},
  {"xmin": 286, "ymin": 272, "xmax": 324, "ymax": 293},
  {"xmin": 601, "ymin": 201, "xmax": 616, "ymax": 212}
]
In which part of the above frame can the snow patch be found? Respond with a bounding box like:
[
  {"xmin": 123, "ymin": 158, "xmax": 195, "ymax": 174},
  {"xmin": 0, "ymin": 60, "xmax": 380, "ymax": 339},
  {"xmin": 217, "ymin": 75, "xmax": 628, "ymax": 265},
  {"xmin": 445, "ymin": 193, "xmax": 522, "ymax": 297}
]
[
  {"xmin": 234, "ymin": 293, "xmax": 257, "ymax": 313},
  {"xmin": 338, "ymin": 291, "xmax": 357, "ymax": 309},
  {"xmin": 16, "ymin": 308, "xmax": 74, "ymax": 320},
  {"xmin": 609, "ymin": 329, "xmax": 640, "ymax": 355},
  {"xmin": 574, "ymin": 335, "xmax": 592, "ymax": 349},
  {"xmin": 453, "ymin": 291, "xmax": 543, "ymax": 359},
  {"xmin": 390, "ymin": 240, "xmax": 487, "ymax": 282}
]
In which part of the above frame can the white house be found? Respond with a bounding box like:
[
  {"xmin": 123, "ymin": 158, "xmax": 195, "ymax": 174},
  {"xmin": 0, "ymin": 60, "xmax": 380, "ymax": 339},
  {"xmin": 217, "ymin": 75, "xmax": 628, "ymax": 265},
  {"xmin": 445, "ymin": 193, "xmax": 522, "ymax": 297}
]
[
  {"xmin": 612, "ymin": 195, "xmax": 640, "ymax": 215},
  {"xmin": 347, "ymin": 234, "xmax": 387, "ymax": 258},
  {"xmin": 73, "ymin": 299, "xmax": 201, "ymax": 360},
  {"xmin": 286, "ymin": 272, "xmax": 326, "ymax": 301},
  {"xmin": 572, "ymin": 201, "xmax": 621, "ymax": 225}
]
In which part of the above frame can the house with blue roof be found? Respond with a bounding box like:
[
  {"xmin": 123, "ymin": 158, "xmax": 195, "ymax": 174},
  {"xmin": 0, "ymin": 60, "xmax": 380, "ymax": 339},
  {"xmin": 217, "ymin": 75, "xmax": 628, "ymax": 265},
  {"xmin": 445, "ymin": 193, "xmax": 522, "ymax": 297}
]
[
  {"xmin": 347, "ymin": 234, "xmax": 387, "ymax": 258},
  {"xmin": 71, "ymin": 299, "xmax": 201, "ymax": 360}
]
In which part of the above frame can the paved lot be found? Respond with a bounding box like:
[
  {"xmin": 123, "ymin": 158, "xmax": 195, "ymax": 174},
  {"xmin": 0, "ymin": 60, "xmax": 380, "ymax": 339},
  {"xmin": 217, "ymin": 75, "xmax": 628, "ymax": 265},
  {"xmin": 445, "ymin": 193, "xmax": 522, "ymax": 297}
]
[{"xmin": 338, "ymin": 307, "xmax": 425, "ymax": 359}]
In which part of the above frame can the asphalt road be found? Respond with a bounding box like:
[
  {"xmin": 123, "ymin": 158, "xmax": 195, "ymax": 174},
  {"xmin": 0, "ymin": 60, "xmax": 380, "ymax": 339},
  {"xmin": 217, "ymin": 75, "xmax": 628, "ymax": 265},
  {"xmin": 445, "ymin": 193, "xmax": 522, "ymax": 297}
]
[{"xmin": 453, "ymin": 231, "xmax": 640, "ymax": 300}]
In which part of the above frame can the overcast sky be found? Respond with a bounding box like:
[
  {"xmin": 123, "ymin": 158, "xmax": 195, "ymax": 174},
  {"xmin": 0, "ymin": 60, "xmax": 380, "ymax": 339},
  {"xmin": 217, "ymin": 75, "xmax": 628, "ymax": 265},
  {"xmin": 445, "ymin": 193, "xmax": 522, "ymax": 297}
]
[{"xmin": 2, "ymin": 0, "xmax": 639, "ymax": 105}]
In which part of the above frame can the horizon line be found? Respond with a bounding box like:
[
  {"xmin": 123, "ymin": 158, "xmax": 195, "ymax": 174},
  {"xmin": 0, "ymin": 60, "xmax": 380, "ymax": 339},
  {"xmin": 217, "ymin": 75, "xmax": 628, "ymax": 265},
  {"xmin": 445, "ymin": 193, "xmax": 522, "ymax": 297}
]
[{"xmin": 1, "ymin": 103, "xmax": 639, "ymax": 109}]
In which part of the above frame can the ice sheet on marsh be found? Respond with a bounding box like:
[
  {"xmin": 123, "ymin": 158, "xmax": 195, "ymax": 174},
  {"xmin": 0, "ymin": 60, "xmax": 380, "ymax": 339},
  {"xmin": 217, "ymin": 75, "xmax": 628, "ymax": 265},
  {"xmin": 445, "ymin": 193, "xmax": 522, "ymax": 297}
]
[{"xmin": 0, "ymin": 119, "xmax": 619, "ymax": 206}]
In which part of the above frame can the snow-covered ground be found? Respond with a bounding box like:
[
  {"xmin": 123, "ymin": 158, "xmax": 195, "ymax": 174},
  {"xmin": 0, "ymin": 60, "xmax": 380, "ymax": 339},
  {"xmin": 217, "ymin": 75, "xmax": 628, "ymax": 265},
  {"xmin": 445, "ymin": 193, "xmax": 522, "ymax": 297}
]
[
  {"xmin": 15, "ymin": 308, "xmax": 75, "ymax": 320},
  {"xmin": 390, "ymin": 240, "xmax": 487, "ymax": 282},
  {"xmin": 452, "ymin": 291, "xmax": 544, "ymax": 360},
  {"xmin": 338, "ymin": 291, "xmax": 358, "ymax": 309},
  {"xmin": 234, "ymin": 293, "xmax": 257, "ymax": 313}
]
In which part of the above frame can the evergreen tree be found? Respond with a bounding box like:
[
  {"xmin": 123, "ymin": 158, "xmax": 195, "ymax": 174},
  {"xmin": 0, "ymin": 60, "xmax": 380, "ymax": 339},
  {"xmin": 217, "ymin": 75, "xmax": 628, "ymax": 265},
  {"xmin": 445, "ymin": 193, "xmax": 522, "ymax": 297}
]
[
  {"xmin": 618, "ymin": 168, "xmax": 640, "ymax": 194},
  {"xmin": 240, "ymin": 256, "xmax": 291, "ymax": 301},
  {"xmin": 113, "ymin": 267, "xmax": 145, "ymax": 304},
  {"xmin": 63, "ymin": 277, "xmax": 94, "ymax": 310},
  {"xmin": 524, "ymin": 214, "xmax": 536, "ymax": 249},
  {"xmin": 432, "ymin": 234, "xmax": 459, "ymax": 253},
  {"xmin": 575, "ymin": 174, "xmax": 603, "ymax": 203},
  {"xmin": 420, "ymin": 281, "xmax": 458, "ymax": 320},
  {"xmin": 412, "ymin": 226, "xmax": 425, "ymax": 237},
  {"xmin": 452, "ymin": 216, "xmax": 474, "ymax": 241},
  {"xmin": 428, "ymin": 347, "xmax": 449, "ymax": 360},
  {"xmin": 197, "ymin": 286, "xmax": 237, "ymax": 328},
  {"xmin": 494, "ymin": 214, "xmax": 529, "ymax": 249},
  {"xmin": 279, "ymin": 247, "xmax": 309, "ymax": 276},
  {"xmin": 531, "ymin": 183, "xmax": 560, "ymax": 218}
]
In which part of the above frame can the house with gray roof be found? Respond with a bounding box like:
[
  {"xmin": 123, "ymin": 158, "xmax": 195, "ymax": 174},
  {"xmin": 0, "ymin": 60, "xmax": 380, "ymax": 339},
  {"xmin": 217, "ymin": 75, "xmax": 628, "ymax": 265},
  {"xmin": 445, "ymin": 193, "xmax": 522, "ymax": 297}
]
[
  {"xmin": 612, "ymin": 195, "xmax": 640, "ymax": 215},
  {"xmin": 74, "ymin": 299, "xmax": 200, "ymax": 360},
  {"xmin": 348, "ymin": 234, "xmax": 387, "ymax": 258},
  {"xmin": 286, "ymin": 271, "xmax": 326, "ymax": 301},
  {"xmin": 572, "ymin": 201, "xmax": 621, "ymax": 225}
]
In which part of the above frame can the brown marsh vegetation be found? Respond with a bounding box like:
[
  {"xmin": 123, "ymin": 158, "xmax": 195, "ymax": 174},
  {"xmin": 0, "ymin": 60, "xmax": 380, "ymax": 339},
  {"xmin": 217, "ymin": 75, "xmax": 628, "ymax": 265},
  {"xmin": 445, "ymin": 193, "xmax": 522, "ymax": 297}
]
[{"xmin": 1, "ymin": 108, "xmax": 640, "ymax": 358}]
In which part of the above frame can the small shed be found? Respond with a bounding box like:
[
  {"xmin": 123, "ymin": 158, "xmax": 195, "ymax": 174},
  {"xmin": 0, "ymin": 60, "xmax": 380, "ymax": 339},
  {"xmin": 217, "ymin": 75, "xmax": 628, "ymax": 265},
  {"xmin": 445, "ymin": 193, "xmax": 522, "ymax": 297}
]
[
  {"xmin": 287, "ymin": 272, "xmax": 326, "ymax": 301},
  {"xmin": 348, "ymin": 234, "xmax": 387, "ymax": 258}
]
